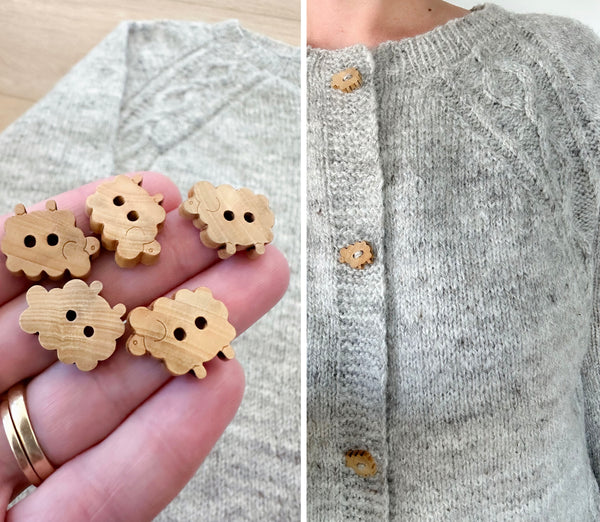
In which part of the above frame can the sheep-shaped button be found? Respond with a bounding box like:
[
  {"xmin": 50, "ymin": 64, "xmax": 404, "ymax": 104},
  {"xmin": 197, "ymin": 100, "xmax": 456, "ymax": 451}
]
[
  {"xmin": 339, "ymin": 241, "xmax": 374, "ymax": 270},
  {"xmin": 19, "ymin": 280, "xmax": 126, "ymax": 371},
  {"xmin": 86, "ymin": 174, "xmax": 166, "ymax": 268},
  {"xmin": 331, "ymin": 67, "xmax": 363, "ymax": 93},
  {"xmin": 180, "ymin": 181, "xmax": 274, "ymax": 259},
  {"xmin": 126, "ymin": 287, "xmax": 236, "ymax": 379},
  {"xmin": 345, "ymin": 449, "xmax": 377, "ymax": 477},
  {"xmin": 1, "ymin": 200, "xmax": 100, "ymax": 281}
]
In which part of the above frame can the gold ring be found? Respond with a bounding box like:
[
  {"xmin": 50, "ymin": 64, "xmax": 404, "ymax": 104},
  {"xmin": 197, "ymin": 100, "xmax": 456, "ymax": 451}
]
[
  {"xmin": 8, "ymin": 383, "xmax": 55, "ymax": 481},
  {"xmin": 1, "ymin": 400, "xmax": 41, "ymax": 486}
]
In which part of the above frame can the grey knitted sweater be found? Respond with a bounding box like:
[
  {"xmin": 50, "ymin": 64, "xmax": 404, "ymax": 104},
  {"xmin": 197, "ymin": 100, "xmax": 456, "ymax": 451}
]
[
  {"xmin": 0, "ymin": 21, "xmax": 299, "ymax": 520},
  {"xmin": 307, "ymin": 3, "xmax": 600, "ymax": 520}
]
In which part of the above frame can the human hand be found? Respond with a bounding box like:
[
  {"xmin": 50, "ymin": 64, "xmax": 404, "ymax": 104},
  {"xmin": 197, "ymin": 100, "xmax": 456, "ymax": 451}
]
[{"xmin": 0, "ymin": 172, "xmax": 289, "ymax": 521}]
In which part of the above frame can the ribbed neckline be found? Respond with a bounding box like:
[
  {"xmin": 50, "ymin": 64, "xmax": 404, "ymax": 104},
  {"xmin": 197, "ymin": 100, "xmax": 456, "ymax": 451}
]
[{"xmin": 307, "ymin": 3, "xmax": 516, "ymax": 78}]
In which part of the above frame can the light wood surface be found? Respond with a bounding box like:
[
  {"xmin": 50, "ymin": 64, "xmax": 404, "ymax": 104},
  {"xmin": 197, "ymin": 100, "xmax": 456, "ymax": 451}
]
[
  {"xmin": 127, "ymin": 287, "xmax": 236, "ymax": 379},
  {"xmin": 86, "ymin": 174, "xmax": 166, "ymax": 268},
  {"xmin": 1, "ymin": 200, "xmax": 100, "ymax": 281},
  {"xmin": 19, "ymin": 280, "xmax": 127, "ymax": 371},
  {"xmin": 180, "ymin": 181, "xmax": 275, "ymax": 259},
  {"xmin": 0, "ymin": 0, "xmax": 300, "ymax": 133}
]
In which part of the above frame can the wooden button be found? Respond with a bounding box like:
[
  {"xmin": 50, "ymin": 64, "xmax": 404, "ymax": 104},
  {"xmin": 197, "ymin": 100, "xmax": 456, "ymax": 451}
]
[
  {"xmin": 179, "ymin": 181, "xmax": 274, "ymax": 260},
  {"xmin": 345, "ymin": 449, "xmax": 377, "ymax": 477},
  {"xmin": 126, "ymin": 287, "xmax": 236, "ymax": 379},
  {"xmin": 339, "ymin": 241, "xmax": 374, "ymax": 270},
  {"xmin": 86, "ymin": 174, "xmax": 166, "ymax": 268},
  {"xmin": 1, "ymin": 200, "xmax": 100, "ymax": 281},
  {"xmin": 19, "ymin": 280, "xmax": 126, "ymax": 371},
  {"xmin": 331, "ymin": 67, "xmax": 362, "ymax": 93}
]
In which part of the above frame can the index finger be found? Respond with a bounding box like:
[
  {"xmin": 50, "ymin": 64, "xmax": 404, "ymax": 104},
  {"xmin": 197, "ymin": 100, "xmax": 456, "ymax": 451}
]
[{"xmin": 0, "ymin": 172, "xmax": 182, "ymax": 306}]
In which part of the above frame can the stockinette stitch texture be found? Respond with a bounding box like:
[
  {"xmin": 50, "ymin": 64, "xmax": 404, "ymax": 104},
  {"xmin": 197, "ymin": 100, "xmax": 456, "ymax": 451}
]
[
  {"xmin": 307, "ymin": 3, "xmax": 600, "ymax": 520},
  {"xmin": 0, "ymin": 20, "xmax": 300, "ymax": 520}
]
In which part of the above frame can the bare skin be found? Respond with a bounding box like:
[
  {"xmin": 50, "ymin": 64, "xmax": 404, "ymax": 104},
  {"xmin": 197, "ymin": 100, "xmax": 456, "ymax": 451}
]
[{"xmin": 308, "ymin": 0, "xmax": 472, "ymax": 49}]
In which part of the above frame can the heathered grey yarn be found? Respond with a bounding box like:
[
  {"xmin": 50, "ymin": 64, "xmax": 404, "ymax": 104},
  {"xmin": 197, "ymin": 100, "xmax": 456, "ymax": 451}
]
[
  {"xmin": 307, "ymin": 3, "xmax": 600, "ymax": 520},
  {"xmin": 0, "ymin": 21, "xmax": 300, "ymax": 521}
]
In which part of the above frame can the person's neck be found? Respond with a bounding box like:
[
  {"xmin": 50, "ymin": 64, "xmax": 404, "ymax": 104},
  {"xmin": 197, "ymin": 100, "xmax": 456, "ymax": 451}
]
[{"xmin": 308, "ymin": 0, "xmax": 472, "ymax": 50}]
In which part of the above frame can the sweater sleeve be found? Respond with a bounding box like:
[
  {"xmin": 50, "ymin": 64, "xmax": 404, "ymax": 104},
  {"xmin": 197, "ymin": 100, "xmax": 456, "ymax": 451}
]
[
  {"xmin": 524, "ymin": 12, "xmax": 600, "ymax": 482},
  {"xmin": 585, "ymin": 205, "xmax": 600, "ymax": 481},
  {"xmin": 571, "ymin": 23, "xmax": 600, "ymax": 483},
  {"xmin": 547, "ymin": 18, "xmax": 600, "ymax": 482}
]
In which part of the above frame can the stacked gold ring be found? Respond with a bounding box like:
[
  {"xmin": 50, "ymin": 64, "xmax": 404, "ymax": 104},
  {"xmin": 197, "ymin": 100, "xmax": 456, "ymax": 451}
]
[{"xmin": 1, "ymin": 383, "xmax": 55, "ymax": 486}]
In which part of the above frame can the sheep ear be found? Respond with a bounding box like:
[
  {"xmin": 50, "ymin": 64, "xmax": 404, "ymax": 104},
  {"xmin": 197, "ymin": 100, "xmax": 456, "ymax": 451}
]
[
  {"xmin": 194, "ymin": 182, "xmax": 220, "ymax": 212},
  {"xmin": 113, "ymin": 303, "xmax": 126, "ymax": 318},
  {"xmin": 194, "ymin": 286, "xmax": 213, "ymax": 298},
  {"xmin": 46, "ymin": 200, "xmax": 57, "ymax": 211},
  {"xmin": 89, "ymin": 281, "xmax": 103, "ymax": 294},
  {"xmin": 128, "ymin": 307, "xmax": 150, "ymax": 328},
  {"xmin": 14, "ymin": 204, "xmax": 26, "ymax": 216},
  {"xmin": 132, "ymin": 173, "xmax": 143, "ymax": 185},
  {"xmin": 128, "ymin": 307, "xmax": 166, "ymax": 341}
]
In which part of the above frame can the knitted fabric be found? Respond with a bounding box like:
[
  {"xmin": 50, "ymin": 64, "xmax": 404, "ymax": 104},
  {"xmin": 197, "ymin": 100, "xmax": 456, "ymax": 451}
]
[
  {"xmin": 0, "ymin": 21, "xmax": 300, "ymax": 520},
  {"xmin": 307, "ymin": 3, "xmax": 600, "ymax": 519}
]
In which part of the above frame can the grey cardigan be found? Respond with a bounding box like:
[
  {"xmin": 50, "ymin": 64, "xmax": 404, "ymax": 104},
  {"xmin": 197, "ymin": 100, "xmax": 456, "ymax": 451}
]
[{"xmin": 307, "ymin": 3, "xmax": 600, "ymax": 519}]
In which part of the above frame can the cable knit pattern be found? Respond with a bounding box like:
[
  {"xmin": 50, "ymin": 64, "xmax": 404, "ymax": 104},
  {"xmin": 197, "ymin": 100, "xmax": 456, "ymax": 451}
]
[
  {"xmin": 307, "ymin": 3, "xmax": 600, "ymax": 520},
  {"xmin": 0, "ymin": 21, "xmax": 300, "ymax": 521}
]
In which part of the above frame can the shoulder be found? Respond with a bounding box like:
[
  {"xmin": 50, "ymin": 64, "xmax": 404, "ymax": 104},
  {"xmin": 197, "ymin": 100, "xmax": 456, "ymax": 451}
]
[
  {"xmin": 506, "ymin": 9, "xmax": 600, "ymax": 163},
  {"xmin": 510, "ymin": 10, "xmax": 600, "ymax": 90},
  {"xmin": 513, "ymin": 9, "xmax": 599, "ymax": 46}
]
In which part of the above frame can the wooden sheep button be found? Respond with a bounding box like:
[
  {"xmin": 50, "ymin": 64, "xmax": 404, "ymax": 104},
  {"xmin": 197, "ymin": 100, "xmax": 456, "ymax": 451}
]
[
  {"xmin": 0, "ymin": 200, "xmax": 100, "ymax": 281},
  {"xmin": 345, "ymin": 449, "xmax": 377, "ymax": 477},
  {"xmin": 126, "ymin": 287, "xmax": 236, "ymax": 379},
  {"xmin": 179, "ymin": 181, "xmax": 274, "ymax": 260},
  {"xmin": 331, "ymin": 67, "xmax": 362, "ymax": 93},
  {"xmin": 19, "ymin": 280, "xmax": 126, "ymax": 371},
  {"xmin": 86, "ymin": 174, "xmax": 166, "ymax": 268},
  {"xmin": 339, "ymin": 241, "xmax": 374, "ymax": 270}
]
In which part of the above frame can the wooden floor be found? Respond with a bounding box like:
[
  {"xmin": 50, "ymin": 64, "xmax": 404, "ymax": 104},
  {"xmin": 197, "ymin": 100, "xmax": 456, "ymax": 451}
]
[{"xmin": 0, "ymin": 0, "xmax": 300, "ymax": 133}]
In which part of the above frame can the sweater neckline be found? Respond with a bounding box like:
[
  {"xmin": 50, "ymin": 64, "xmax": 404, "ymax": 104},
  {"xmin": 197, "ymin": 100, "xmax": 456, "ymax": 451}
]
[{"xmin": 307, "ymin": 3, "xmax": 516, "ymax": 79}]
